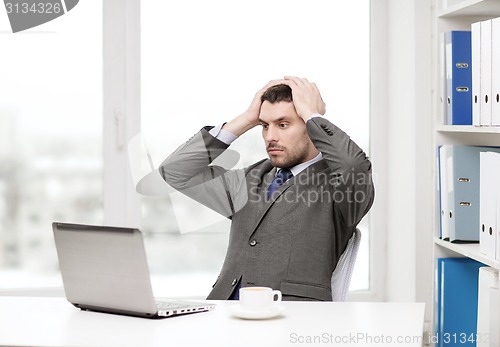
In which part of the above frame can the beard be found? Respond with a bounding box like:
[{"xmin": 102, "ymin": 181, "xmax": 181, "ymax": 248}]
[{"xmin": 267, "ymin": 140, "xmax": 312, "ymax": 169}]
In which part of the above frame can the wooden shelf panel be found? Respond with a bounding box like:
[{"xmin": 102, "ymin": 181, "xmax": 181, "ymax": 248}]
[{"xmin": 434, "ymin": 237, "xmax": 500, "ymax": 268}]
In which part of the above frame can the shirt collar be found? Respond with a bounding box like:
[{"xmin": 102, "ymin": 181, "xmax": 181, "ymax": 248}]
[{"xmin": 276, "ymin": 152, "xmax": 323, "ymax": 177}]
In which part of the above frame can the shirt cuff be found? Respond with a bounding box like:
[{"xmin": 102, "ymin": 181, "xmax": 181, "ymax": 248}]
[
  {"xmin": 208, "ymin": 124, "xmax": 238, "ymax": 145},
  {"xmin": 306, "ymin": 113, "xmax": 323, "ymax": 122}
]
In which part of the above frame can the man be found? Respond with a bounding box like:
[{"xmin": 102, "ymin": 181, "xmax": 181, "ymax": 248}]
[{"xmin": 159, "ymin": 76, "xmax": 374, "ymax": 301}]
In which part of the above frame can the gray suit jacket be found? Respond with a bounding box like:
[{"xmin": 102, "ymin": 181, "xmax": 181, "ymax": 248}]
[{"xmin": 159, "ymin": 117, "xmax": 374, "ymax": 301}]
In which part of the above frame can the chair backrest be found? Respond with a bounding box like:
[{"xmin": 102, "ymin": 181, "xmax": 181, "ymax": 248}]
[{"xmin": 331, "ymin": 228, "xmax": 361, "ymax": 301}]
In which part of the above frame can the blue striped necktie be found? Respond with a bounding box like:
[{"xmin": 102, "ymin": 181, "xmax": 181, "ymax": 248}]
[{"xmin": 267, "ymin": 169, "xmax": 293, "ymax": 199}]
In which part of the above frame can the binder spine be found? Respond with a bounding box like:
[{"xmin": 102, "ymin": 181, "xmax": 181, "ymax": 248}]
[{"xmin": 446, "ymin": 31, "xmax": 473, "ymax": 125}]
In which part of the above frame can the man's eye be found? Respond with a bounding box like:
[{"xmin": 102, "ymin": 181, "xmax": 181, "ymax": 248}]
[
  {"xmin": 279, "ymin": 123, "xmax": 288, "ymax": 128},
  {"xmin": 261, "ymin": 124, "xmax": 268, "ymax": 129}
]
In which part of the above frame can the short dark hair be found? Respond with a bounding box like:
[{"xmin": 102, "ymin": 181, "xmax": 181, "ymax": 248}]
[{"xmin": 260, "ymin": 84, "xmax": 292, "ymax": 103}]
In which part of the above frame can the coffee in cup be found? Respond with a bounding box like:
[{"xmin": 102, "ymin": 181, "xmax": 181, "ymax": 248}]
[{"xmin": 239, "ymin": 286, "xmax": 282, "ymax": 311}]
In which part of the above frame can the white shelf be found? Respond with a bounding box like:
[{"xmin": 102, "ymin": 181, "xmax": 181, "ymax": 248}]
[
  {"xmin": 436, "ymin": 125, "xmax": 500, "ymax": 134},
  {"xmin": 434, "ymin": 237, "xmax": 500, "ymax": 269},
  {"xmin": 438, "ymin": 0, "xmax": 500, "ymax": 18}
]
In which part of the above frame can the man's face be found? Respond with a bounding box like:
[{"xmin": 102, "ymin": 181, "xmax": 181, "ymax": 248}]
[{"xmin": 259, "ymin": 101, "xmax": 319, "ymax": 168}]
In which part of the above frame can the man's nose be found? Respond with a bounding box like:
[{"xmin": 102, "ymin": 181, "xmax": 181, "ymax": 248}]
[{"xmin": 265, "ymin": 125, "xmax": 278, "ymax": 142}]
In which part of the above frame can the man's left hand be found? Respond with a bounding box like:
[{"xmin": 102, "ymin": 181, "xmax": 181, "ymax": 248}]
[{"xmin": 282, "ymin": 76, "xmax": 326, "ymax": 122}]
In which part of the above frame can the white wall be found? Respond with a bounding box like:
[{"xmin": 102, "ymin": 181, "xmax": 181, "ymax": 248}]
[
  {"xmin": 381, "ymin": 0, "xmax": 433, "ymax": 320},
  {"xmin": 386, "ymin": 0, "xmax": 417, "ymax": 302}
]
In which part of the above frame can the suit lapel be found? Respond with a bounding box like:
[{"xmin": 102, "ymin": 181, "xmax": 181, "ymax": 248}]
[{"xmin": 246, "ymin": 159, "xmax": 330, "ymax": 238}]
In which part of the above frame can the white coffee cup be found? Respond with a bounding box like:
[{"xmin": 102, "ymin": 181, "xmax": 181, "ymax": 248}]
[{"xmin": 239, "ymin": 286, "xmax": 282, "ymax": 311}]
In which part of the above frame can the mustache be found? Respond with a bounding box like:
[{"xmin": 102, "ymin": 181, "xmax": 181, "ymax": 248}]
[{"xmin": 267, "ymin": 143, "xmax": 285, "ymax": 151}]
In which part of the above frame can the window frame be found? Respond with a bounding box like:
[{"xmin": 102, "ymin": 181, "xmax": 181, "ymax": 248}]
[{"xmin": 103, "ymin": 0, "xmax": 141, "ymax": 228}]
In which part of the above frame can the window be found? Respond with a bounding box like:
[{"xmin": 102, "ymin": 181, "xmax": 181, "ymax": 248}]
[
  {"xmin": 141, "ymin": 0, "xmax": 370, "ymax": 297},
  {"xmin": 0, "ymin": 1, "xmax": 102, "ymax": 289},
  {"xmin": 0, "ymin": 1, "xmax": 373, "ymax": 298}
]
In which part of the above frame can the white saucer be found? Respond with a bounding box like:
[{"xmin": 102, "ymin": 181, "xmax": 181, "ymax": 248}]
[{"xmin": 229, "ymin": 304, "xmax": 285, "ymax": 320}]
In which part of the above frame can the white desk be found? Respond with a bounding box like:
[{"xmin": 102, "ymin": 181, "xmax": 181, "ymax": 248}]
[{"xmin": 0, "ymin": 297, "xmax": 425, "ymax": 347}]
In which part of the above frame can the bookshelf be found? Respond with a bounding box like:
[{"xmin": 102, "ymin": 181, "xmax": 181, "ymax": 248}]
[
  {"xmin": 434, "ymin": 238, "xmax": 500, "ymax": 269},
  {"xmin": 437, "ymin": 125, "xmax": 500, "ymax": 133},
  {"xmin": 438, "ymin": 0, "xmax": 500, "ymax": 18},
  {"xmin": 432, "ymin": 0, "xmax": 500, "ymax": 344}
]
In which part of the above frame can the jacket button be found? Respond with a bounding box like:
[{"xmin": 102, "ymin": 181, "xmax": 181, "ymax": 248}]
[
  {"xmin": 249, "ymin": 240, "xmax": 257, "ymax": 247},
  {"xmin": 231, "ymin": 279, "xmax": 238, "ymax": 286}
]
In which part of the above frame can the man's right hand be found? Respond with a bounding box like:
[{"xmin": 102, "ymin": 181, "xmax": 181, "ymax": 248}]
[{"xmin": 222, "ymin": 79, "xmax": 285, "ymax": 137}]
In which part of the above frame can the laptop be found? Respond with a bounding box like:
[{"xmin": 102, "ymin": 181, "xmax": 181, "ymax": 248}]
[{"xmin": 52, "ymin": 222, "xmax": 216, "ymax": 318}]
